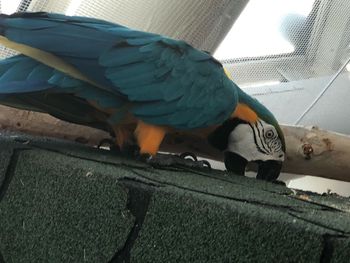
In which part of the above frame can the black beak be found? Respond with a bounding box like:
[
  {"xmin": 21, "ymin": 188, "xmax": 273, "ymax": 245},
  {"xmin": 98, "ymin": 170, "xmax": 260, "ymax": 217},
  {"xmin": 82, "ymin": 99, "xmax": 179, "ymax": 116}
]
[
  {"xmin": 224, "ymin": 152, "xmax": 283, "ymax": 181},
  {"xmin": 255, "ymin": 160, "xmax": 283, "ymax": 181},
  {"xmin": 224, "ymin": 152, "xmax": 248, "ymax": 176}
]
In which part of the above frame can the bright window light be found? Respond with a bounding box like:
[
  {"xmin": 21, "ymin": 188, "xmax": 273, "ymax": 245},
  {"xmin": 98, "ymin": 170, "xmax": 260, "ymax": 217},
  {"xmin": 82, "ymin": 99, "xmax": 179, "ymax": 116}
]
[
  {"xmin": 1, "ymin": 0, "xmax": 22, "ymax": 14},
  {"xmin": 346, "ymin": 63, "xmax": 350, "ymax": 72},
  {"xmin": 215, "ymin": 0, "xmax": 315, "ymax": 60},
  {"xmin": 241, "ymin": 80, "xmax": 281, "ymax": 88},
  {"xmin": 66, "ymin": 0, "xmax": 82, "ymax": 16}
]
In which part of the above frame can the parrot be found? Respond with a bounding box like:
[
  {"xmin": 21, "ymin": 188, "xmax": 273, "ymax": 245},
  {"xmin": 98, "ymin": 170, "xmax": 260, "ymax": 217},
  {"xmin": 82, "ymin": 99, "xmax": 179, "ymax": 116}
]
[{"xmin": 0, "ymin": 12, "xmax": 285, "ymax": 180}]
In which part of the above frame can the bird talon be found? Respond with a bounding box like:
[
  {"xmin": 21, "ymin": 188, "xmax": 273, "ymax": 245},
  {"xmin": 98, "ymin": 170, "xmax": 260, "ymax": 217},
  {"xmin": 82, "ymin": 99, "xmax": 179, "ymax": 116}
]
[
  {"xmin": 137, "ymin": 152, "xmax": 153, "ymax": 162},
  {"xmin": 97, "ymin": 138, "xmax": 116, "ymax": 149},
  {"xmin": 97, "ymin": 138, "xmax": 140, "ymax": 156},
  {"xmin": 178, "ymin": 152, "xmax": 211, "ymax": 169},
  {"xmin": 137, "ymin": 152, "xmax": 212, "ymax": 169},
  {"xmin": 179, "ymin": 152, "xmax": 198, "ymax": 161},
  {"xmin": 201, "ymin": 160, "xmax": 212, "ymax": 169}
]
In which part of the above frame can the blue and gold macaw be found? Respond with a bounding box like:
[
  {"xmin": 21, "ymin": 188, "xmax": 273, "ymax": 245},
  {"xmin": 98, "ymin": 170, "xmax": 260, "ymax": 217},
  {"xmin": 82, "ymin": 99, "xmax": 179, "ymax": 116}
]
[{"xmin": 0, "ymin": 12, "xmax": 285, "ymax": 180}]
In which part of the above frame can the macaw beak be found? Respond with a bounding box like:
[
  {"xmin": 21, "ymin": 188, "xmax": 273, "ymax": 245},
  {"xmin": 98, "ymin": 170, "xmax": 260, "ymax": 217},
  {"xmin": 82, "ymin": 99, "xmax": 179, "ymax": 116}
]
[
  {"xmin": 224, "ymin": 152, "xmax": 283, "ymax": 181},
  {"xmin": 255, "ymin": 160, "xmax": 283, "ymax": 181},
  {"xmin": 224, "ymin": 152, "xmax": 247, "ymax": 176}
]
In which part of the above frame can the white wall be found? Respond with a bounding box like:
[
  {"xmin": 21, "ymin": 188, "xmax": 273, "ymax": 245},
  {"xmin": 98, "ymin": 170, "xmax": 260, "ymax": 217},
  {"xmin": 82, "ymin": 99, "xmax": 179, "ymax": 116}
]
[
  {"xmin": 246, "ymin": 72, "xmax": 350, "ymax": 135},
  {"xmin": 243, "ymin": 72, "xmax": 350, "ymax": 196}
]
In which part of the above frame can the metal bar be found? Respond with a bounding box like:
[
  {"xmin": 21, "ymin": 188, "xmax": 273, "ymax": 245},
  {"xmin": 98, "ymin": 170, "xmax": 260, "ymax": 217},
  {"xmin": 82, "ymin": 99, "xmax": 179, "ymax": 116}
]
[{"xmin": 295, "ymin": 55, "xmax": 350, "ymax": 124}]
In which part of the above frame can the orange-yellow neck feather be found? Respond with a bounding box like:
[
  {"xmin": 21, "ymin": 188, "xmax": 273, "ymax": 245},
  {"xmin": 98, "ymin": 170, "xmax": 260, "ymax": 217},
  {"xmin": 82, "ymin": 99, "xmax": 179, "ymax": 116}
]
[{"xmin": 231, "ymin": 103, "xmax": 258, "ymax": 123}]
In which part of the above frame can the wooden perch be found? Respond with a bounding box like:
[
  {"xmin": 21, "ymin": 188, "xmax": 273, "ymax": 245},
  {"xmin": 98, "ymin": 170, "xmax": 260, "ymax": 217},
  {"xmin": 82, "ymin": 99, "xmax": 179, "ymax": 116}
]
[
  {"xmin": 161, "ymin": 125, "xmax": 350, "ymax": 183},
  {"xmin": 0, "ymin": 105, "xmax": 349, "ymax": 182},
  {"xmin": 0, "ymin": 105, "xmax": 110, "ymax": 145}
]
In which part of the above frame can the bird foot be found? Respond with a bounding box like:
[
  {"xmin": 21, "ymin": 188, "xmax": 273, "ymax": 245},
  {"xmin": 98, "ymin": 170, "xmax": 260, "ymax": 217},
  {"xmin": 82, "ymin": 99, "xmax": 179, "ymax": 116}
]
[
  {"xmin": 97, "ymin": 139, "xmax": 120, "ymax": 151},
  {"xmin": 97, "ymin": 139, "xmax": 211, "ymax": 169},
  {"xmin": 97, "ymin": 138, "xmax": 139, "ymax": 157},
  {"xmin": 139, "ymin": 152, "xmax": 211, "ymax": 169}
]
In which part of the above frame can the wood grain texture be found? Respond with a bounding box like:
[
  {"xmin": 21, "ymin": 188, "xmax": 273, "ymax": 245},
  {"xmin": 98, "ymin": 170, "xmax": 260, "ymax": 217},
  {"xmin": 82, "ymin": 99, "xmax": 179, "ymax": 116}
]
[{"xmin": 0, "ymin": 105, "xmax": 349, "ymax": 182}]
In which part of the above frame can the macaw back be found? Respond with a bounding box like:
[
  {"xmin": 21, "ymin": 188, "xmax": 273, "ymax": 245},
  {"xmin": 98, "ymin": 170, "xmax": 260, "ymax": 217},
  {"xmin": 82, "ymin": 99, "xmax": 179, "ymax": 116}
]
[{"xmin": 0, "ymin": 12, "xmax": 237, "ymax": 131}]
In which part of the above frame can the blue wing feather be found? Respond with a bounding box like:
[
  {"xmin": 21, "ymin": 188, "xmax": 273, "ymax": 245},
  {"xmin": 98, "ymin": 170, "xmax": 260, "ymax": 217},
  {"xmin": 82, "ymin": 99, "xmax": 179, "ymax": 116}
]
[
  {"xmin": 0, "ymin": 12, "xmax": 238, "ymax": 129},
  {"xmin": 0, "ymin": 55, "xmax": 124, "ymax": 109}
]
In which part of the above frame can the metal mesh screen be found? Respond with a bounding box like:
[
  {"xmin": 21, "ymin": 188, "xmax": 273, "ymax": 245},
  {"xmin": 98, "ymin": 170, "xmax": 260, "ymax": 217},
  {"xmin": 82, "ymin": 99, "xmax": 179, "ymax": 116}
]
[
  {"xmin": 0, "ymin": 0, "xmax": 349, "ymax": 133},
  {"xmin": 220, "ymin": 0, "xmax": 350, "ymax": 85},
  {"xmin": 216, "ymin": 0, "xmax": 350, "ymax": 133},
  {"xmin": 0, "ymin": 0, "xmax": 248, "ymax": 65},
  {"xmin": 0, "ymin": 0, "xmax": 247, "ymax": 51}
]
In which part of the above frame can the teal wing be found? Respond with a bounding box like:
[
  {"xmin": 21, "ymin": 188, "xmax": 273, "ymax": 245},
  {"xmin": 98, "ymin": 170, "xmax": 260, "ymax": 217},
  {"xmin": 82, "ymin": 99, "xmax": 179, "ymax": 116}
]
[
  {"xmin": 100, "ymin": 38, "xmax": 238, "ymax": 129},
  {"xmin": 0, "ymin": 12, "xmax": 238, "ymax": 130},
  {"xmin": 0, "ymin": 55, "xmax": 120, "ymax": 133}
]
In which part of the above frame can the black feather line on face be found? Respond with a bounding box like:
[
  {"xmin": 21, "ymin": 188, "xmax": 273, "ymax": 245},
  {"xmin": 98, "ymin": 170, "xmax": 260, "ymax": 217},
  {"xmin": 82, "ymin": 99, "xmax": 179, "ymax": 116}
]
[
  {"xmin": 248, "ymin": 123, "xmax": 268, "ymax": 155},
  {"xmin": 256, "ymin": 121, "xmax": 271, "ymax": 154},
  {"xmin": 208, "ymin": 118, "xmax": 248, "ymax": 151}
]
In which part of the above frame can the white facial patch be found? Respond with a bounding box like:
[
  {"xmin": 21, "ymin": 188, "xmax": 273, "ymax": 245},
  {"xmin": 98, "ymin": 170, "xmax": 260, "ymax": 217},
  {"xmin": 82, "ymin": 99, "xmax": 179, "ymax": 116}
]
[{"xmin": 226, "ymin": 120, "xmax": 285, "ymax": 162}]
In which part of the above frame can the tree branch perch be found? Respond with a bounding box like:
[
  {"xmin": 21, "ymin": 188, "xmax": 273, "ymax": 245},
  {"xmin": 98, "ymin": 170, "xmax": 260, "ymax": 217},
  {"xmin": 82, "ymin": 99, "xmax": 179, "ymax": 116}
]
[{"xmin": 0, "ymin": 105, "xmax": 349, "ymax": 182}]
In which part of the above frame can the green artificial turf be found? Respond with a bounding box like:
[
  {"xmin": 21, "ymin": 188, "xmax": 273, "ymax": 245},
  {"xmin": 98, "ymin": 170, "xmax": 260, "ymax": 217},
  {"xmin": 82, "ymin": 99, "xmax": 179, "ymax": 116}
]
[{"xmin": 0, "ymin": 133, "xmax": 349, "ymax": 262}]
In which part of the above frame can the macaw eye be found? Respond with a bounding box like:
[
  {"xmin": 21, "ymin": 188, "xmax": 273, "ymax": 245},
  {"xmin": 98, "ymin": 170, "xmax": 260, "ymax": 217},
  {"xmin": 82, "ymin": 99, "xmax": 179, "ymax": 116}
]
[{"xmin": 265, "ymin": 130, "xmax": 274, "ymax": 139}]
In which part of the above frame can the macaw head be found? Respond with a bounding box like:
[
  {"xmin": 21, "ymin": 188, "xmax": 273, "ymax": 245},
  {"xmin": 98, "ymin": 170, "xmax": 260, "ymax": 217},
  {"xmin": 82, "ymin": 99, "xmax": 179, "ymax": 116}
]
[{"xmin": 208, "ymin": 86, "xmax": 285, "ymax": 181}]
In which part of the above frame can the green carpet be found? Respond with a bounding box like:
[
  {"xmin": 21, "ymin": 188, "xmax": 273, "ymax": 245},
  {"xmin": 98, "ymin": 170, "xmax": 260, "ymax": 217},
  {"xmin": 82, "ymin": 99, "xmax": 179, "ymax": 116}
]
[{"xmin": 0, "ymin": 133, "xmax": 349, "ymax": 262}]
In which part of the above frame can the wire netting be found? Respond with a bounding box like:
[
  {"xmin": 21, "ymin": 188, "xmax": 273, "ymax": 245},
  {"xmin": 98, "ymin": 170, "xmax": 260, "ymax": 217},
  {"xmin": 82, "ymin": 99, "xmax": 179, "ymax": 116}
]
[{"xmin": 0, "ymin": 0, "xmax": 349, "ymax": 132}]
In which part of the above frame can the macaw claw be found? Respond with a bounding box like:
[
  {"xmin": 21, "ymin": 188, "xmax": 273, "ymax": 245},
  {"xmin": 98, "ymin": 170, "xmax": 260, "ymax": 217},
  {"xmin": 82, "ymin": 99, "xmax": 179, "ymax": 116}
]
[
  {"xmin": 97, "ymin": 138, "xmax": 212, "ymax": 169},
  {"xmin": 97, "ymin": 138, "xmax": 120, "ymax": 151},
  {"xmin": 179, "ymin": 152, "xmax": 212, "ymax": 168},
  {"xmin": 97, "ymin": 139, "xmax": 139, "ymax": 157},
  {"xmin": 140, "ymin": 152, "xmax": 211, "ymax": 169}
]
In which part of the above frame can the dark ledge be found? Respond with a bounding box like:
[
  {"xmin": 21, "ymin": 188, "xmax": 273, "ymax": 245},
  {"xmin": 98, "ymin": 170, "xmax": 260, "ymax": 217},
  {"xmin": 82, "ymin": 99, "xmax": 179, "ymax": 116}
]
[{"xmin": 0, "ymin": 132, "xmax": 349, "ymax": 263}]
